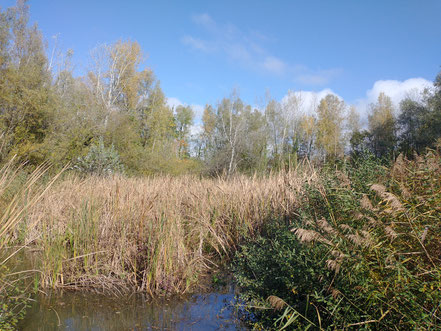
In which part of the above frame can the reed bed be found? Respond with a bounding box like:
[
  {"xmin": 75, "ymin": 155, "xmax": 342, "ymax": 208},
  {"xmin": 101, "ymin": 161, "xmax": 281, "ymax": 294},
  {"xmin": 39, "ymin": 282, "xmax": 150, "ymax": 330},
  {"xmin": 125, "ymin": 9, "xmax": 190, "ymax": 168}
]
[
  {"xmin": 0, "ymin": 160, "xmax": 64, "ymax": 329},
  {"xmin": 22, "ymin": 164, "xmax": 318, "ymax": 296}
]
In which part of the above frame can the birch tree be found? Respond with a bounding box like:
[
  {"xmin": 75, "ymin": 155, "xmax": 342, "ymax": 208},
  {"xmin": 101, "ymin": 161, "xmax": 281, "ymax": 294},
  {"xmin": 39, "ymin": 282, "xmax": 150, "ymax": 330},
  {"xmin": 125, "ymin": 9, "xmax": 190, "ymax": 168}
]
[
  {"xmin": 281, "ymin": 90, "xmax": 304, "ymax": 166},
  {"xmin": 315, "ymin": 94, "xmax": 345, "ymax": 161},
  {"xmin": 298, "ymin": 114, "xmax": 317, "ymax": 158},
  {"xmin": 264, "ymin": 98, "xmax": 283, "ymax": 165},
  {"xmin": 218, "ymin": 94, "xmax": 246, "ymax": 175},
  {"xmin": 88, "ymin": 40, "xmax": 154, "ymax": 126}
]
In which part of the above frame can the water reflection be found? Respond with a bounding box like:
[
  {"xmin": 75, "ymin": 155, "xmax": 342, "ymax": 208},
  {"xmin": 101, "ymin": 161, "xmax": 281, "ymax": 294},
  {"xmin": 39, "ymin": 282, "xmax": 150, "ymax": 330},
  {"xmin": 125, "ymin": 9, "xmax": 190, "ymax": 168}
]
[{"xmin": 20, "ymin": 286, "xmax": 246, "ymax": 330}]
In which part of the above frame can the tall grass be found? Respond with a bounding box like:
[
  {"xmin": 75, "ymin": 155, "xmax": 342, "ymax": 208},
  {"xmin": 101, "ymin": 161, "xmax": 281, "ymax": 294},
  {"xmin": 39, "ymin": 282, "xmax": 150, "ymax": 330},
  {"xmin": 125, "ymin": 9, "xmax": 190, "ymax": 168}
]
[
  {"xmin": 20, "ymin": 163, "xmax": 318, "ymax": 296},
  {"xmin": 0, "ymin": 159, "xmax": 63, "ymax": 329}
]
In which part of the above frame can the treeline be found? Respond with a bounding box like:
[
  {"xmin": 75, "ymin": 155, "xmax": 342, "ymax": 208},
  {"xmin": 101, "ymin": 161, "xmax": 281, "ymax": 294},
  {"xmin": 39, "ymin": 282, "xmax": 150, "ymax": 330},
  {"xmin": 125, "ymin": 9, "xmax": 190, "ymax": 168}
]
[{"xmin": 1, "ymin": 2, "xmax": 440, "ymax": 175}]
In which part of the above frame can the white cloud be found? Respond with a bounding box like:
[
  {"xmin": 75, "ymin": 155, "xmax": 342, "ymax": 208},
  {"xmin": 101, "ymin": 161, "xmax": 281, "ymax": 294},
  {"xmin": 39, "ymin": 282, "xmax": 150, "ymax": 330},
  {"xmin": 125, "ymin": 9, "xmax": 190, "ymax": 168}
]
[
  {"xmin": 365, "ymin": 78, "xmax": 432, "ymax": 106},
  {"xmin": 167, "ymin": 97, "xmax": 205, "ymax": 125},
  {"xmin": 167, "ymin": 97, "xmax": 184, "ymax": 109},
  {"xmin": 261, "ymin": 56, "xmax": 286, "ymax": 76},
  {"xmin": 225, "ymin": 43, "xmax": 251, "ymax": 62},
  {"xmin": 280, "ymin": 89, "xmax": 341, "ymax": 116},
  {"xmin": 356, "ymin": 77, "xmax": 433, "ymax": 125},
  {"xmin": 182, "ymin": 14, "xmax": 341, "ymax": 86},
  {"xmin": 269, "ymin": 77, "xmax": 432, "ymax": 131}
]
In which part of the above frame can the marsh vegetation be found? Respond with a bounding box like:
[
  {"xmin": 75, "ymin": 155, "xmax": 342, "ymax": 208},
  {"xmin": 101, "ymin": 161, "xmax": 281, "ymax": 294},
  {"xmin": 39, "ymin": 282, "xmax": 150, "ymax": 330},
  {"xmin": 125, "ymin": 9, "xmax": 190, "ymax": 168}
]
[{"xmin": 1, "ymin": 1, "xmax": 441, "ymax": 330}]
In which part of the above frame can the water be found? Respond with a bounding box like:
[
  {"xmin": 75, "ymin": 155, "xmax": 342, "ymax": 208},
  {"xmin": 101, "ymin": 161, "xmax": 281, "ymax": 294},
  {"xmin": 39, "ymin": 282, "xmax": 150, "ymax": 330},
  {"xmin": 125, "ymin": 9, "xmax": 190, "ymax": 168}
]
[{"xmin": 19, "ymin": 285, "xmax": 247, "ymax": 330}]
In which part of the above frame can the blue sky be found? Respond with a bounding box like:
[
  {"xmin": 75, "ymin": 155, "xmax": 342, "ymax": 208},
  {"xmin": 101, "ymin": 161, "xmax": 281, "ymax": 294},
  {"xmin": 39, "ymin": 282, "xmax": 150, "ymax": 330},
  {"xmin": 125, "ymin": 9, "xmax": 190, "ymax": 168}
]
[{"xmin": 3, "ymin": 0, "xmax": 441, "ymax": 118}]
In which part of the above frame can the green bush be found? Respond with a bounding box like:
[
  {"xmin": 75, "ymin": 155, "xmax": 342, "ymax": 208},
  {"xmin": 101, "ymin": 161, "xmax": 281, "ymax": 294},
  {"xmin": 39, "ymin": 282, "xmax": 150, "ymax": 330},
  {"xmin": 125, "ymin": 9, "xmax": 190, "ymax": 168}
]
[
  {"xmin": 0, "ymin": 264, "xmax": 30, "ymax": 330},
  {"xmin": 233, "ymin": 220, "xmax": 329, "ymax": 329},
  {"xmin": 233, "ymin": 150, "xmax": 441, "ymax": 329},
  {"xmin": 73, "ymin": 138, "xmax": 124, "ymax": 176}
]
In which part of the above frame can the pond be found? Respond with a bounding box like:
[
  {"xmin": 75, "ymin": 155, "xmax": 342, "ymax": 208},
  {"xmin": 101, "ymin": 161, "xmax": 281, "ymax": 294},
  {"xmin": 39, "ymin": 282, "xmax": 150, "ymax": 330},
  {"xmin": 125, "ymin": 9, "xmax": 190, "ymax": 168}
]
[{"xmin": 19, "ymin": 285, "xmax": 247, "ymax": 330}]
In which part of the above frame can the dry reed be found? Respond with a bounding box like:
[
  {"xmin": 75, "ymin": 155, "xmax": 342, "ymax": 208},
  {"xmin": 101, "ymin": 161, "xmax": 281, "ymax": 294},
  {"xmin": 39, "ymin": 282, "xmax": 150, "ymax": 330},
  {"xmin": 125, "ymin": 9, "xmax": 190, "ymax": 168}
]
[
  {"xmin": 22, "ymin": 165, "xmax": 318, "ymax": 296},
  {"xmin": 0, "ymin": 159, "xmax": 64, "ymax": 328}
]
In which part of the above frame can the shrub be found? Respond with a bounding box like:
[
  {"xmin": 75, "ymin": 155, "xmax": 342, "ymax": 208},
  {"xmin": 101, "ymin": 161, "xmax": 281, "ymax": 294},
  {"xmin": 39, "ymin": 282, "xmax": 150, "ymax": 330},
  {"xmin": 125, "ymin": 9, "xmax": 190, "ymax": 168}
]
[
  {"xmin": 234, "ymin": 150, "xmax": 441, "ymax": 329},
  {"xmin": 233, "ymin": 220, "xmax": 328, "ymax": 329},
  {"xmin": 0, "ymin": 264, "xmax": 30, "ymax": 330},
  {"xmin": 73, "ymin": 138, "xmax": 124, "ymax": 176}
]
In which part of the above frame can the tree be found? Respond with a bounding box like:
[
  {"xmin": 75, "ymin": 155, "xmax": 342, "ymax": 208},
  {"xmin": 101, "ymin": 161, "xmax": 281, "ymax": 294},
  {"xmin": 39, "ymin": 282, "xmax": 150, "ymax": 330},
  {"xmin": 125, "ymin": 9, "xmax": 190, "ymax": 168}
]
[
  {"xmin": 198, "ymin": 104, "xmax": 216, "ymax": 160},
  {"xmin": 315, "ymin": 94, "xmax": 345, "ymax": 161},
  {"xmin": 368, "ymin": 92, "xmax": 397, "ymax": 158},
  {"xmin": 174, "ymin": 105, "xmax": 194, "ymax": 158},
  {"xmin": 280, "ymin": 90, "xmax": 304, "ymax": 168},
  {"xmin": 398, "ymin": 97, "xmax": 428, "ymax": 155},
  {"xmin": 87, "ymin": 40, "xmax": 154, "ymax": 126},
  {"xmin": 200, "ymin": 93, "xmax": 248, "ymax": 175},
  {"xmin": 298, "ymin": 114, "xmax": 316, "ymax": 159},
  {"xmin": 265, "ymin": 98, "xmax": 283, "ymax": 165},
  {"xmin": 139, "ymin": 84, "xmax": 175, "ymax": 152},
  {"xmin": 0, "ymin": 0, "xmax": 54, "ymax": 164},
  {"xmin": 238, "ymin": 106, "xmax": 269, "ymax": 173},
  {"xmin": 422, "ymin": 70, "xmax": 441, "ymax": 147},
  {"xmin": 218, "ymin": 94, "xmax": 246, "ymax": 175},
  {"xmin": 347, "ymin": 106, "xmax": 360, "ymax": 136},
  {"xmin": 345, "ymin": 106, "xmax": 362, "ymax": 154}
]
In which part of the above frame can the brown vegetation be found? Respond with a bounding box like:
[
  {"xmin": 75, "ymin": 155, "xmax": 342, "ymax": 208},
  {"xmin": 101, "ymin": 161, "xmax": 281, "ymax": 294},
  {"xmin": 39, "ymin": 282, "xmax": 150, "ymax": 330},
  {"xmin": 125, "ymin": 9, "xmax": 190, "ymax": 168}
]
[{"xmin": 22, "ymin": 164, "xmax": 318, "ymax": 296}]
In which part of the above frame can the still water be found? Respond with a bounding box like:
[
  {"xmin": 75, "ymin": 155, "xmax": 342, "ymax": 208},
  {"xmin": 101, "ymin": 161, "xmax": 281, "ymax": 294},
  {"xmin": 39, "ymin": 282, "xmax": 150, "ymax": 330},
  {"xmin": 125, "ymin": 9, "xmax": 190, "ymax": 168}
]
[{"xmin": 19, "ymin": 286, "xmax": 247, "ymax": 330}]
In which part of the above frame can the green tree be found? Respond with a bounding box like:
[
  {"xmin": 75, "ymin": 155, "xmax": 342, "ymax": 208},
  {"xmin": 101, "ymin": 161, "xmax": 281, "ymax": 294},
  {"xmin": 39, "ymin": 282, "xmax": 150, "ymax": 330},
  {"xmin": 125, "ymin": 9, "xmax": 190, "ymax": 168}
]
[
  {"xmin": 73, "ymin": 137, "xmax": 124, "ymax": 176},
  {"xmin": 0, "ymin": 0, "xmax": 54, "ymax": 164},
  {"xmin": 238, "ymin": 106, "xmax": 269, "ymax": 173},
  {"xmin": 280, "ymin": 90, "xmax": 304, "ymax": 169},
  {"xmin": 346, "ymin": 106, "xmax": 360, "ymax": 140},
  {"xmin": 315, "ymin": 94, "xmax": 345, "ymax": 161},
  {"xmin": 174, "ymin": 105, "xmax": 194, "ymax": 158},
  {"xmin": 368, "ymin": 92, "xmax": 397, "ymax": 158},
  {"xmin": 398, "ymin": 97, "xmax": 428, "ymax": 156},
  {"xmin": 217, "ymin": 94, "xmax": 246, "ymax": 175},
  {"xmin": 198, "ymin": 104, "xmax": 216, "ymax": 160},
  {"xmin": 200, "ymin": 93, "xmax": 248, "ymax": 175},
  {"xmin": 422, "ymin": 70, "xmax": 441, "ymax": 147}
]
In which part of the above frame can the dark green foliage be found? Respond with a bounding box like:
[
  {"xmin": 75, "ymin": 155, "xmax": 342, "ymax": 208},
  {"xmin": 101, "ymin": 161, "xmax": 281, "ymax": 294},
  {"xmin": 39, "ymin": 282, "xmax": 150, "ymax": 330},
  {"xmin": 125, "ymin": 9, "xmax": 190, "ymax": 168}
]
[
  {"xmin": 233, "ymin": 220, "xmax": 329, "ymax": 329},
  {"xmin": 367, "ymin": 93, "xmax": 397, "ymax": 159},
  {"xmin": 396, "ymin": 74, "xmax": 441, "ymax": 157},
  {"xmin": 0, "ymin": 264, "xmax": 30, "ymax": 330},
  {"xmin": 234, "ymin": 150, "xmax": 441, "ymax": 329},
  {"xmin": 398, "ymin": 97, "xmax": 429, "ymax": 155},
  {"xmin": 0, "ymin": 1, "xmax": 54, "ymax": 165},
  {"xmin": 346, "ymin": 151, "xmax": 388, "ymax": 191},
  {"xmin": 349, "ymin": 130, "xmax": 370, "ymax": 158}
]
